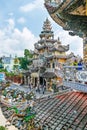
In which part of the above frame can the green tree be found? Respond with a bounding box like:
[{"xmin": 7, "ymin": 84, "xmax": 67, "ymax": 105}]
[
  {"xmin": 19, "ymin": 49, "xmax": 33, "ymax": 70},
  {"xmin": 0, "ymin": 126, "xmax": 7, "ymax": 130},
  {"xmin": 24, "ymin": 49, "xmax": 33, "ymax": 59},
  {"xmin": 19, "ymin": 57, "xmax": 29, "ymax": 70}
]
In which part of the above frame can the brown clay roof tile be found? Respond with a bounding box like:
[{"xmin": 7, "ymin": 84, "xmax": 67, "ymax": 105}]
[{"xmin": 35, "ymin": 91, "xmax": 87, "ymax": 130}]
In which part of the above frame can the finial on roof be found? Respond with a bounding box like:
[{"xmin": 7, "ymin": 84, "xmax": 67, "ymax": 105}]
[
  {"xmin": 58, "ymin": 37, "xmax": 60, "ymax": 41},
  {"xmin": 57, "ymin": 37, "xmax": 61, "ymax": 44}
]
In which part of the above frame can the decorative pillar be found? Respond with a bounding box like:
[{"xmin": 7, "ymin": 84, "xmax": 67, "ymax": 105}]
[
  {"xmin": 83, "ymin": 34, "xmax": 87, "ymax": 65},
  {"xmin": 28, "ymin": 76, "xmax": 30, "ymax": 85},
  {"xmin": 37, "ymin": 76, "xmax": 40, "ymax": 86},
  {"xmin": 24, "ymin": 75, "xmax": 27, "ymax": 85},
  {"xmin": 21, "ymin": 76, "xmax": 23, "ymax": 84},
  {"xmin": 30, "ymin": 76, "xmax": 33, "ymax": 85},
  {"xmin": 37, "ymin": 68, "xmax": 40, "ymax": 86}
]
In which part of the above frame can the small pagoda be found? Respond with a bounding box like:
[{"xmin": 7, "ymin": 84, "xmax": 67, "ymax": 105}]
[{"xmin": 30, "ymin": 18, "xmax": 73, "ymax": 88}]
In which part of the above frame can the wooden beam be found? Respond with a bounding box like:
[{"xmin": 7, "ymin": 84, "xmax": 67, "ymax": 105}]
[{"xmin": 86, "ymin": 0, "xmax": 87, "ymax": 15}]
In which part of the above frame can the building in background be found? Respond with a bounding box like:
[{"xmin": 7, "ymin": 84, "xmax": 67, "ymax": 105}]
[
  {"xmin": 2, "ymin": 55, "xmax": 20, "ymax": 73},
  {"xmin": 2, "ymin": 55, "xmax": 14, "ymax": 72}
]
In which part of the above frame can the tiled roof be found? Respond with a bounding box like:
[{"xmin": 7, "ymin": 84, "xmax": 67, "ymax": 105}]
[
  {"xmin": 42, "ymin": 71, "xmax": 57, "ymax": 78},
  {"xmin": 35, "ymin": 91, "xmax": 87, "ymax": 130}
]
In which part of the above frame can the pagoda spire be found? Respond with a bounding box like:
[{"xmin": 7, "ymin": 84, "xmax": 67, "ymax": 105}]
[
  {"xmin": 43, "ymin": 18, "xmax": 52, "ymax": 32},
  {"xmin": 39, "ymin": 18, "xmax": 54, "ymax": 39}
]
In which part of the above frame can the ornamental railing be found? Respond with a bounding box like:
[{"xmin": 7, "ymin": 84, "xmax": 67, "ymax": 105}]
[
  {"xmin": 63, "ymin": 81, "xmax": 87, "ymax": 93},
  {"xmin": 44, "ymin": 0, "xmax": 63, "ymax": 4},
  {"xmin": 63, "ymin": 65, "xmax": 87, "ymax": 93},
  {"xmin": 46, "ymin": 68, "xmax": 55, "ymax": 72},
  {"xmin": 63, "ymin": 66, "xmax": 87, "ymax": 82},
  {"xmin": 44, "ymin": 0, "xmax": 71, "ymax": 4}
]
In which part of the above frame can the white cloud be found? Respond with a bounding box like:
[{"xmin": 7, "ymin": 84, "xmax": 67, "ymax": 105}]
[
  {"xmin": 6, "ymin": 18, "xmax": 15, "ymax": 29},
  {"xmin": 4, "ymin": 18, "xmax": 15, "ymax": 36},
  {"xmin": 12, "ymin": 27, "xmax": 38, "ymax": 50},
  {"xmin": 0, "ymin": 19, "xmax": 38, "ymax": 57},
  {"xmin": 54, "ymin": 29, "xmax": 83, "ymax": 57},
  {"xmin": 20, "ymin": 3, "xmax": 36, "ymax": 12},
  {"xmin": 20, "ymin": 0, "xmax": 44, "ymax": 12},
  {"xmin": 0, "ymin": 30, "xmax": 5, "ymax": 39},
  {"xmin": 17, "ymin": 17, "xmax": 26, "ymax": 24}
]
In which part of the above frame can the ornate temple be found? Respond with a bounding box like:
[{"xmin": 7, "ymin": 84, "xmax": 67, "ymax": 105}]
[
  {"xmin": 0, "ymin": 2, "xmax": 87, "ymax": 130},
  {"xmin": 28, "ymin": 18, "xmax": 73, "ymax": 88},
  {"xmin": 44, "ymin": 0, "xmax": 87, "ymax": 65}
]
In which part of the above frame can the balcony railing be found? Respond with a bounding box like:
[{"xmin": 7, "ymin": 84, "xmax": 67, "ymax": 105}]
[
  {"xmin": 63, "ymin": 81, "xmax": 87, "ymax": 93},
  {"xmin": 33, "ymin": 59, "xmax": 44, "ymax": 67},
  {"xmin": 63, "ymin": 66, "xmax": 87, "ymax": 82},
  {"xmin": 63, "ymin": 65, "xmax": 87, "ymax": 93},
  {"xmin": 46, "ymin": 68, "xmax": 55, "ymax": 72}
]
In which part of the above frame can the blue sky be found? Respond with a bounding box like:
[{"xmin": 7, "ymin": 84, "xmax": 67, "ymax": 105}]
[{"xmin": 0, "ymin": 0, "xmax": 83, "ymax": 57}]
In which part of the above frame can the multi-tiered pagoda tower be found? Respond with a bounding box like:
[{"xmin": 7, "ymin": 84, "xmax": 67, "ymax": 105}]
[
  {"xmin": 30, "ymin": 18, "xmax": 73, "ymax": 88},
  {"xmin": 44, "ymin": 0, "xmax": 87, "ymax": 65}
]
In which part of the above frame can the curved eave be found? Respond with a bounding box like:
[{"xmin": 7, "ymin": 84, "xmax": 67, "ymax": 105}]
[
  {"xmin": 23, "ymin": 71, "xmax": 31, "ymax": 76},
  {"xmin": 35, "ymin": 46, "xmax": 45, "ymax": 50},
  {"xmin": 62, "ymin": 0, "xmax": 86, "ymax": 16},
  {"xmin": 50, "ymin": 13, "xmax": 66, "ymax": 28},
  {"xmin": 33, "ymin": 52, "xmax": 39, "ymax": 55},
  {"xmin": 42, "ymin": 72, "xmax": 57, "ymax": 78},
  {"xmin": 40, "ymin": 32, "xmax": 54, "ymax": 37},
  {"xmin": 46, "ymin": 39, "xmax": 57, "ymax": 43},
  {"xmin": 35, "ymin": 45, "xmax": 50, "ymax": 50},
  {"xmin": 49, "ymin": 48, "xmax": 69, "ymax": 52},
  {"xmin": 45, "ymin": 55, "xmax": 68, "ymax": 60},
  {"xmin": 38, "ymin": 39, "xmax": 57, "ymax": 44},
  {"xmin": 45, "ymin": 55, "xmax": 53, "ymax": 60},
  {"xmin": 44, "ymin": 3, "xmax": 66, "ymax": 28},
  {"xmin": 67, "ymin": 53, "xmax": 75, "ymax": 59},
  {"xmin": 44, "ymin": 0, "xmax": 87, "ymax": 33},
  {"xmin": 49, "ymin": 44, "xmax": 69, "ymax": 52},
  {"xmin": 45, "ymin": 0, "xmax": 86, "ymax": 16},
  {"xmin": 40, "ymin": 30, "xmax": 54, "ymax": 34},
  {"xmin": 56, "ymin": 55, "xmax": 68, "ymax": 59},
  {"xmin": 30, "ymin": 67, "xmax": 39, "ymax": 72},
  {"xmin": 44, "ymin": 0, "xmax": 77, "ymax": 27}
]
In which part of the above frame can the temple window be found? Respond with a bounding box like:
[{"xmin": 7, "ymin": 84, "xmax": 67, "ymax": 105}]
[
  {"xmin": 47, "ymin": 62, "xmax": 50, "ymax": 68},
  {"xmin": 52, "ymin": 62, "xmax": 55, "ymax": 68}
]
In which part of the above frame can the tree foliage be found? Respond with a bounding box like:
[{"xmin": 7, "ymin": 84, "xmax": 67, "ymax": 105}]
[
  {"xmin": 19, "ymin": 57, "xmax": 29, "ymax": 70},
  {"xmin": 0, "ymin": 126, "xmax": 7, "ymax": 130},
  {"xmin": 19, "ymin": 49, "xmax": 33, "ymax": 70},
  {"xmin": 24, "ymin": 49, "xmax": 33, "ymax": 59}
]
